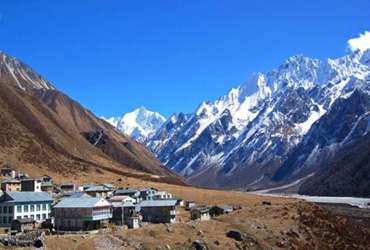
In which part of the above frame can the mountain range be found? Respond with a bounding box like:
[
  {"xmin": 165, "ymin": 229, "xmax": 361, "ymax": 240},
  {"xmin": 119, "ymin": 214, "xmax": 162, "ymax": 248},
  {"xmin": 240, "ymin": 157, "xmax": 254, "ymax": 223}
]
[
  {"xmin": 2, "ymin": 45, "xmax": 370, "ymax": 197},
  {"xmin": 0, "ymin": 51, "xmax": 184, "ymax": 186},
  {"xmin": 116, "ymin": 49, "xmax": 370, "ymax": 196}
]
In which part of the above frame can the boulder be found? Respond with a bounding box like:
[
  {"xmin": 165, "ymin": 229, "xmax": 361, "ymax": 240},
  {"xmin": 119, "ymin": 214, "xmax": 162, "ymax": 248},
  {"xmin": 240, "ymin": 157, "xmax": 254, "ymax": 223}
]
[
  {"xmin": 192, "ymin": 240, "xmax": 208, "ymax": 250},
  {"xmin": 226, "ymin": 230, "xmax": 245, "ymax": 242},
  {"xmin": 262, "ymin": 201, "xmax": 272, "ymax": 206},
  {"xmin": 33, "ymin": 239, "xmax": 43, "ymax": 248}
]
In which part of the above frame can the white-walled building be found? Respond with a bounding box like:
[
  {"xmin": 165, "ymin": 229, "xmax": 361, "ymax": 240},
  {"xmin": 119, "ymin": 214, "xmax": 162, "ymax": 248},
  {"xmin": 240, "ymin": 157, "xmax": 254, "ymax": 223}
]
[
  {"xmin": 154, "ymin": 191, "xmax": 173, "ymax": 200},
  {"xmin": 190, "ymin": 207, "xmax": 211, "ymax": 221},
  {"xmin": 0, "ymin": 192, "xmax": 53, "ymax": 227},
  {"xmin": 109, "ymin": 195, "xmax": 136, "ymax": 204}
]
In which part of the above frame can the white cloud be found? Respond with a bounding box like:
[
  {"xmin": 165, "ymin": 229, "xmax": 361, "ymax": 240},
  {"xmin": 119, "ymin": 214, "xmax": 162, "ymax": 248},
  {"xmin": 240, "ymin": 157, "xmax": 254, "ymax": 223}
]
[{"xmin": 347, "ymin": 31, "xmax": 370, "ymax": 52}]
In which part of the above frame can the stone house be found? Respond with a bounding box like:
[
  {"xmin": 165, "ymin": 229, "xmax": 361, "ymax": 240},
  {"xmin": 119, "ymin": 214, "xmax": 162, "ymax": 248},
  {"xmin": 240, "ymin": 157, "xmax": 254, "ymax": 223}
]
[
  {"xmin": 59, "ymin": 184, "xmax": 76, "ymax": 193},
  {"xmin": 209, "ymin": 205, "xmax": 233, "ymax": 217},
  {"xmin": 139, "ymin": 200, "xmax": 177, "ymax": 224},
  {"xmin": 11, "ymin": 218, "xmax": 36, "ymax": 233},
  {"xmin": 54, "ymin": 197, "xmax": 112, "ymax": 231},
  {"xmin": 185, "ymin": 201, "xmax": 196, "ymax": 210},
  {"xmin": 109, "ymin": 195, "xmax": 136, "ymax": 204},
  {"xmin": 139, "ymin": 188, "xmax": 158, "ymax": 201},
  {"xmin": 41, "ymin": 182, "xmax": 54, "ymax": 194},
  {"xmin": 0, "ymin": 167, "xmax": 16, "ymax": 178},
  {"xmin": 85, "ymin": 185, "xmax": 113, "ymax": 198},
  {"xmin": 190, "ymin": 207, "xmax": 211, "ymax": 221},
  {"xmin": 1, "ymin": 179, "xmax": 21, "ymax": 192},
  {"xmin": 21, "ymin": 179, "xmax": 42, "ymax": 192},
  {"xmin": 111, "ymin": 202, "xmax": 140, "ymax": 228},
  {"xmin": 113, "ymin": 189, "xmax": 141, "ymax": 202},
  {"xmin": 176, "ymin": 199, "xmax": 185, "ymax": 207}
]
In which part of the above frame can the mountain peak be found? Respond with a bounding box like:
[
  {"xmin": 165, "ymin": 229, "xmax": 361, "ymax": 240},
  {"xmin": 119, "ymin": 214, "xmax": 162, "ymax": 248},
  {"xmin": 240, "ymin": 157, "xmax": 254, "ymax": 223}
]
[
  {"xmin": 136, "ymin": 105, "xmax": 149, "ymax": 112},
  {"xmin": 0, "ymin": 50, "xmax": 54, "ymax": 91},
  {"xmin": 103, "ymin": 107, "xmax": 166, "ymax": 142}
]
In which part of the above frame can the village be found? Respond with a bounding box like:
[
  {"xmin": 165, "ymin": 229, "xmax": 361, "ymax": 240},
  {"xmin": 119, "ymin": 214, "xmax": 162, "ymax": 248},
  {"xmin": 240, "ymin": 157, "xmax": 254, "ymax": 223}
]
[{"xmin": 0, "ymin": 165, "xmax": 238, "ymax": 248}]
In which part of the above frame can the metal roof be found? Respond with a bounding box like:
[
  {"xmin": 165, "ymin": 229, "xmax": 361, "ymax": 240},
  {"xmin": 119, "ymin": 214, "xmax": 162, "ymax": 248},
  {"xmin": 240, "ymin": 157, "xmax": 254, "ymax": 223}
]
[
  {"xmin": 85, "ymin": 185, "xmax": 112, "ymax": 192},
  {"xmin": 1, "ymin": 179, "xmax": 20, "ymax": 184},
  {"xmin": 60, "ymin": 183, "xmax": 75, "ymax": 186},
  {"xmin": 2, "ymin": 192, "xmax": 52, "ymax": 203},
  {"xmin": 54, "ymin": 197, "xmax": 110, "ymax": 208},
  {"xmin": 155, "ymin": 191, "xmax": 171, "ymax": 195},
  {"xmin": 140, "ymin": 188, "xmax": 157, "ymax": 192},
  {"xmin": 139, "ymin": 199, "xmax": 177, "ymax": 207},
  {"xmin": 191, "ymin": 207, "xmax": 210, "ymax": 213},
  {"xmin": 41, "ymin": 182, "xmax": 53, "ymax": 187},
  {"xmin": 112, "ymin": 201, "xmax": 137, "ymax": 208},
  {"xmin": 214, "ymin": 205, "xmax": 233, "ymax": 210},
  {"xmin": 115, "ymin": 189, "xmax": 139, "ymax": 195},
  {"xmin": 109, "ymin": 195, "xmax": 135, "ymax": 201},
  {"xmin": 13, "ymin": 218, "xmax": 35, "ymax": 224},
  {"xmin": 64, "ymin": 192, "xmax": 91, "ymax": 198},
  {"xmin": 103, "ymin": 183, "xmax": 114, "ymax": 188}
]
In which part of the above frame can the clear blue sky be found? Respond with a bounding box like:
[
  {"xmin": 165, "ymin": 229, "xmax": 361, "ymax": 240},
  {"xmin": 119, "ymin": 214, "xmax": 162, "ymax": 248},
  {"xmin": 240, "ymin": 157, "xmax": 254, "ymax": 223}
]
[{"xmin": 1, "ymin": 1, "xmax": 369, "ymax": 117}]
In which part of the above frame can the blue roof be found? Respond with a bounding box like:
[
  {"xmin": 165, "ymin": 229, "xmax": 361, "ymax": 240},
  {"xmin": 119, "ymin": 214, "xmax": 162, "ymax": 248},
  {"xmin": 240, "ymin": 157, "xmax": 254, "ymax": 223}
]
[
  {"xmin": 64, "ymin": 192, "xmax": 91, "ymax": 198},
  {"xmin": 140, "ymin": 188, "xmax": 157, "ymax": 192},
  {"xmin": 2, "ymin": 192, "xmax": 52, "ymax": 203},
  {"xmin": 54, "ymin": 197, "xmax": 109, "ymax": 208},
  {"xmin": 1, "ymin": 179, "xmax": 20, "ymax": 184},
  {"xmin": 103, "ymin": 183, "xmax": 114, "ymax": 188},
  {"xmin": 139, "ymin": 199, "xmax": 177, "ymax": 207},
  {"xmin": 115, "ymin": 189, "xmax": 139, "ymax": 195}
]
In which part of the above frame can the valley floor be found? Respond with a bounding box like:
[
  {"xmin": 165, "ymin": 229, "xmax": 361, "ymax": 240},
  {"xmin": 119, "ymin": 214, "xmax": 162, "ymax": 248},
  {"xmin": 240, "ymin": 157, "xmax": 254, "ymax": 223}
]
[{"xmin": 5, "ymin": 184, "xmax": 370, "ymax": 250}]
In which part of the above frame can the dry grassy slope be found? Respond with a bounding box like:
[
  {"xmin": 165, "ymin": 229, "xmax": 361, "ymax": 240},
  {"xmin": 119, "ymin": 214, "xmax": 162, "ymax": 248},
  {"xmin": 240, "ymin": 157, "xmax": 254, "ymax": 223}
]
[
  {"xmin": 39, "ymin": 185, "xmax": 370, "ymax": 250},
  {"xmin": 34, "ymin": 89, "xmax": 180, "ymax": 178},
  {"xmin": 0, "ymin": 76, "xmax": 184, "ymax": 185}
]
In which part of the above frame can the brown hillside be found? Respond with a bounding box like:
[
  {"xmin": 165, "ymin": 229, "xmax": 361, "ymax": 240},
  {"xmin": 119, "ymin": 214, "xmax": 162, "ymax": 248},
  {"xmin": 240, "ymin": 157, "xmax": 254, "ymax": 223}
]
[{"xmin": 0, "ymin": 52, "xmax": 184, "ymax": 185}]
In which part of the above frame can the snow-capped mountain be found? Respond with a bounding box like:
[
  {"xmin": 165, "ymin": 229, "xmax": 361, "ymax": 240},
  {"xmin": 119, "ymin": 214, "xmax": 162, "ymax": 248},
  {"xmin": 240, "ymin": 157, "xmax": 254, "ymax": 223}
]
[
  {"xmin": 103, "ymin": 107, "xmax": 166, "ymax": 143},
  {"xmin": 147, "ymin": 49, "xmax": 370, "ymax": 190}
]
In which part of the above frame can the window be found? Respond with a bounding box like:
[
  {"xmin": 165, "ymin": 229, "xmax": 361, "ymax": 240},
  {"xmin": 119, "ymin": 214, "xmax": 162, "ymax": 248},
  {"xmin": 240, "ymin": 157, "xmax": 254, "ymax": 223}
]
[
  {"xmin": 17, "ymin": 205, "xmax": 22, "ymax": 213},
  {"xmin": 3, "ymin": 217, "xmax": 7, "ymax": 223},
  {"xmin": 30, "ymin": 205, "xmax": 35, "ymax": 212},
  {"xmin": 17, "ymin": 216, "xmax": 21, "ymax": 219},
  {"xmin": 8, "ymin": 217, "xmax": 12, "ymax": 223},
  {"xmin": 23, "ymin": 215, "xmax": 28, "ymax": 219},
  {"xmin": 3, "ymin": 207, "xmax": 7, "ymax": 213},
  {"xmin": 24, "ymin": 205, "xmax": 29, "ymax": 212},
  {"xmin": 8, "ymin": 206, "xmax": 13, "ymax": 213},
  {"xmin": 31, "ymin": 215, "xmax": 34, "ymax": 219},
  {"xmin": 0, "ymin": 207, "xmax": 2, "ymax": 213},
  {"xmin": 42, "ymin": 214, "xmax": 46, "ymax": 220},
  {"xmin": 42, "ymin": 204, "xmax": 46, "ymax": 211},
  {"xmin": 36, "ymin": 204, "xmax": 41, "ymax": 211},
  {"xmin": 36, "ymin": 214, "xmax": 41, "ymax": 221}
]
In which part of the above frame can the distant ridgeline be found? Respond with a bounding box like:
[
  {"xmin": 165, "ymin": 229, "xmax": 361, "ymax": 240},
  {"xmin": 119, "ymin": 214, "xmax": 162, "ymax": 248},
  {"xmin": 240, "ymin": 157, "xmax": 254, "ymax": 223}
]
[{"xmin": 142, "ymin": 49, "xmax": 370, "ymax": 196}]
